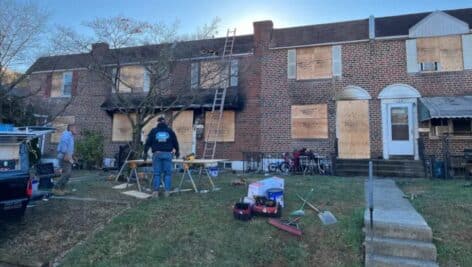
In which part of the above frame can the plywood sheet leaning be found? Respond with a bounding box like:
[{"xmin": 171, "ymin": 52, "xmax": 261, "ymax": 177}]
[
  {"xmin": 51, "ymin": 116, "xmax": 75, "ymax": 143},
  {"xmin": 112, "ymin": 113, "xmax": 136, "ymax": 142},
  {"xmin": 172, "ymin": 110, "xmax": 194, "ymax": 156},
  {"xmin": 205, "ymin": 110, "xmax": 235, "ymax": 142},
  {"xmin": 337, "ymin": 100, "xmax": 370, "ymax": 159},
  {"xmin": 291, "ymin": 104, "xmax": 328, "ymax": 139}
]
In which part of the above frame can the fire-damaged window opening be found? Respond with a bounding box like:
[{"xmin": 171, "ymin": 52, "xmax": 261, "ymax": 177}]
[{"xmin": 190, "ymin": 59, "xmax": 239, "ymax": 89}]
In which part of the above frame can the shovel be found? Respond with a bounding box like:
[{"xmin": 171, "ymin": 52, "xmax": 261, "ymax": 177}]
[
  {"xmin": 290, "ymin": 188, "xmax": 314, "ymax": 216},
  {"xmin": 296, "ymin": 194, "xmax": 337, "ymax": 225}
]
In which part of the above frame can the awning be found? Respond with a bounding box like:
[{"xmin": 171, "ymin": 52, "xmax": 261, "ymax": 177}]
[{"xmin": 419, "ymin": 96, "xmax": 472, "ymax": 121}]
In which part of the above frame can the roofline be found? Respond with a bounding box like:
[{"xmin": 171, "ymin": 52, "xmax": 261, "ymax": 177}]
[
  {"xmin": 272, "ymin": 18, "xmax": 368, "ymax": 32},
  {"xmin": 30, "ymin": 52, "xmax": 254, "ymax": 74},
  {"xmin": 270, "ymin": 39, "xmax": 369, "ymax": 50}
]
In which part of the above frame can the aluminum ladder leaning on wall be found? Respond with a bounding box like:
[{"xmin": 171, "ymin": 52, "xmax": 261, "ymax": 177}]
[{"xmin": 202, "ymin": 28, "xmax": 236, "ymax": 159}]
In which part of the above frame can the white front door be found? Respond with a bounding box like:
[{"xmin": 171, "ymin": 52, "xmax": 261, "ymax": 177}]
[{"xmin": 386, "ymin": 103, "xmax": 414, "ymax": 156}]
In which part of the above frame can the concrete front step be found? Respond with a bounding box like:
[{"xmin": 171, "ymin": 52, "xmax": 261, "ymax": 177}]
[
  {"xmin": 363, "ymin": 221, "xmax": 433, "ymax": 242},
  {"xmin": 365, "ymin": 236, "xmax": 437, "ymax": 261},
  {"xmin": 365, "ymin": 254, "xmax": 439, "ymax": 267}
]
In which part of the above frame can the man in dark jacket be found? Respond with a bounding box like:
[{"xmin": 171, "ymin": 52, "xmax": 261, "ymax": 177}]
[{"xmin": 144, "ymin": 117, "xmax": 179, "ymax": 197}]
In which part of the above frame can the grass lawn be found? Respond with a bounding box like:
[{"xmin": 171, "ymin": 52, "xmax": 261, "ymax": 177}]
[
  {"xmin": 61, "ymin": 173, "xmax": 365, "ymax": 267},
  {"xmin": 397, "ymin": 179, "xmax": 472, "ymax": 267}
]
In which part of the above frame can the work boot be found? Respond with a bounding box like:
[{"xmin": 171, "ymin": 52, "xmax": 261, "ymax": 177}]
[
  {"xmin": 52, "ymin": 188, "xmax": 65, "ymax": 196},
  {"xmin": 164, "ymin": 191, "xmax": 170, "ymax": 198},
  {"xmin": 152, "ymin": 191, "xmax": 159, "ymax": 198}
]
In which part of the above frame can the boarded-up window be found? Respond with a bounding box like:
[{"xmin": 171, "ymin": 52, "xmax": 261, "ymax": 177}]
[
  {"xmin": 51, "ymin": 116, "xmax": 75, "ymax": 143},
  {"xmin": 51, "ymin": 73, "xmax": 63, "ymax": 97},
  {"xmin": 200, "ymin": 61, "xmax": 229, "ymax": 89},
  {"xmin": 172, "ymin": 111, "xmax": 194, "ymax": 156},
  {"xmin": 296, "ymin": 46, "xmax": 332, "ymax": 80},
  {"xmin": 336, "ymin": 100, "xmax": 370, "ymax": 159},
  {"xmin": 291, "ymin": 104, "xmax": 328, "ymax": 139},
  {"xmin": 116, "ymin": 66, "xmax": 146, "ymax": 92},
  {"xmin": 112, "ymin": 113, "xmax": 136, "ymax": 142},
  {"xmin": 417, "ymin": 36, "xmax": 463, "ymax": 71},
  {"xmin": 205, "ymin": 110, "xmax": 235, "ymax": 142}
]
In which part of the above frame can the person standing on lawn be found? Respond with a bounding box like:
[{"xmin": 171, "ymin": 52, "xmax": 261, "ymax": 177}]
[
  {"xmin": 144, "ymin": 117, "xmax": 179, "ymax": 198},
  {"xmin": 53, "ymin": 124, "xmax": 77, "ymax": 195}
]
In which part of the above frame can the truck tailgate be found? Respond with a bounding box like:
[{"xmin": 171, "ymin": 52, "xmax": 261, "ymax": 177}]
[{"xmin": 0, "ymin": 171, "xmax": 29, "ymax": 201}]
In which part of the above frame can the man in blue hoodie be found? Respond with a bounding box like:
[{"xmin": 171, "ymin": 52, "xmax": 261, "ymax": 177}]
[
  {"xmin": 144, "ymin": 117, "xmax": 179, "ymax": 197},
  {"xmin": 53, "ymin": 124, "xmax": 77, "ymax": 195}
]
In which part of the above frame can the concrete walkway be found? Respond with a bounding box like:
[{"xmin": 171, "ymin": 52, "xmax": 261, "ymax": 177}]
[{"xmin": 364, "ymin": 179, "xmax": 438, "ymax": 267}]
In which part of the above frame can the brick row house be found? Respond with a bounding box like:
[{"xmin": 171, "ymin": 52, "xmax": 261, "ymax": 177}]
[{"xmin": 27, "ymin": 8, "xmax": 472, "ymax": 174}]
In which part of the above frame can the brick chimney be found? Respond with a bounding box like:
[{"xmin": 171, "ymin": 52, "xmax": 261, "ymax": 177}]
[
  {"xmin": 91, "ymin": 42, "xmax": 109, "ymax": 57},
  {"xmin": 253, "ymin": 20, "xmax": 273, "ymax": 56}
]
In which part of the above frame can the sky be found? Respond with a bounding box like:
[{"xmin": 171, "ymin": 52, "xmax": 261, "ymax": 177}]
[{"xmin": 35, "ymin": 0, "xmax": 472, "ymax": 37}]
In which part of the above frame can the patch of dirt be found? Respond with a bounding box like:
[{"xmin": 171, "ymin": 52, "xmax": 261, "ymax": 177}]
[{"xmin": 0, "ymin": 192, "xmax": 128, "ymax": 265}]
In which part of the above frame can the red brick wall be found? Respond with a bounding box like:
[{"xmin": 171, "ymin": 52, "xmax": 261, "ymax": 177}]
[{"xmin": 259, "ymin": 38, "xmax": 472, "ymax": 159}]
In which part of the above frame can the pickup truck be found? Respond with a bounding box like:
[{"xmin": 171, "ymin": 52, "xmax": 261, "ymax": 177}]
[{"xmin": 0, "ymin": 126, "xmax": 53, "ymax": 220}]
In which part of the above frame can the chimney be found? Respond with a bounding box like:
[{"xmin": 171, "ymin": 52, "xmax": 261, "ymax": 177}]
[
  {"xmin": 91, "ymin": 42, "xmax": 109, "ymax": 57},
  {"xmin": 253, "ymin": 20, "xmax": 273, "ymax": 56}
]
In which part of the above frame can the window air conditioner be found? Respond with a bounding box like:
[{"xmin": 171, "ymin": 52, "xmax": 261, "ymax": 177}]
[{"xmin": 420, "ymin": 62, "xmax": 439, "ymax": 72}]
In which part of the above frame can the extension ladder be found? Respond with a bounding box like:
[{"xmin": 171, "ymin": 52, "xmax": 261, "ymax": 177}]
[{"xmin": 202, "ymin": 28, "xmax": 236, "ymax": 159}]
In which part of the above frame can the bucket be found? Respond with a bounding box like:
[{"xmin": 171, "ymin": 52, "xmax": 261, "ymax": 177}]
[
  {"xmin": 433, "ymin": 160, "xmax": 445, "ymax": 179},
  {"xmin": 266, "ymin": 188, "xmax": 284, "ymax": 207},
  {"xmin": 209, "ymin": 166, "xmax": 218, "ymax": 177}
]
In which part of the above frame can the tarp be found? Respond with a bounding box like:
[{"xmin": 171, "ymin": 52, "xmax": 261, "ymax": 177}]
[{"xmin": 419, "ymin": 96, "xmax": 472, "ymax": 121}]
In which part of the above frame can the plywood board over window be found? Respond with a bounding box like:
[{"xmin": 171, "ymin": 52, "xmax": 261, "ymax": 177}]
[
  {"xmin": 296, "ymin": 46, "xmax": 332, "ymax": 80},
  {"xmin": 112, "ymin": 113, "xmax": 136, "ymax": 142},
  {"xmin": 141, "ymin": 116, "xmax": 159, "ymax": 142},
  {"xmin": 51, "ymin": 72, "xmax": 63, "ymax": 97},
  {"xmin": 200, "ymin": 61, "xmax": 228, "ymax": 89},
  {"xmin": 417, "ymin": 36, "xmax": 463, "ymax": 71},
  {"xmin": 336, "ymin": 100, "xmax": 370, "ymax": 159},
  {"xmin": 172, "ymin": 110, "xmax": 194, "ymax": 156},
  {"xmin": 291, "ymin": 104, "xmax": 328, "ymax": 139},
  {"xmin": 205, "ymin": 111, "xmax": 235, "ymax": 142},
  {"xmin": 118, "ymin": 66, "xmax": 145, "ymax": 92},
  {"xmin": 51, "ymin": 116, "xmax": 75, "ymax": 143}
]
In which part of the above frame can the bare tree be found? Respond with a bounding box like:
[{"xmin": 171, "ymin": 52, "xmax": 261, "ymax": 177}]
[
  {"xmin": 0, "ymin": 0, "xmax": 49, "ymax": 124},
  {"xmin": 52, "ymin": 16, "xmax": 232, "ymax": 154}
]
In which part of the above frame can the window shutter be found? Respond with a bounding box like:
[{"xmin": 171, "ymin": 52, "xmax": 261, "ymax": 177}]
[
  {"xmin": 332, "ymin": 45, "xmax": 342, "ymax": 77},
  {"xmin": 143, "ymin": 69, "xmax": 150, "ymax": 92},
  {"xmin": 462, "ymin": 34, "xmax": 472, "ymax": 70},
  {"xmin": 287, "ymin": 49, "xmax": 296, "ymax": 79},
  {"xmin": 406, "ymin": 39, "xmax": 419, "ymax": 73},
  {"xmin": 72, "ymin": 71, "xmax": 79, "ymax": 96},
  {"xmin": 191, "ymin": 62, "xmax": 199, "ymax": 89},
  {"xmin": 44, "ymin": 73, "xmax": 52, "ymax": 97},
  {"xmin": 230, "ymin": 59, "xmax": 239, "ymax": 86}
]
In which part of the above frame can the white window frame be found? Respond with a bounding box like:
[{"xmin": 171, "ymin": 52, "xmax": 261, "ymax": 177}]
[{"xmin": 61, "ymin": 71, "xmax": 73, "ymax": 97}]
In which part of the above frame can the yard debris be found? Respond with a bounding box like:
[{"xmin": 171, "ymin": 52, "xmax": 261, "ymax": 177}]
[
  {"xmin": 268, "ymin": 217, "xmax": 302, "ymax": 236},
  {"xmin": 122, "ymin": 190, "xmax": 152, "ymax": 199},
  {"xmin": 231, "ymin": 178, "xmax": 247, "ymax": 186},
  {"xmin": 112, "ymin": 183, "xmax": 133, "ymax": 189}
]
